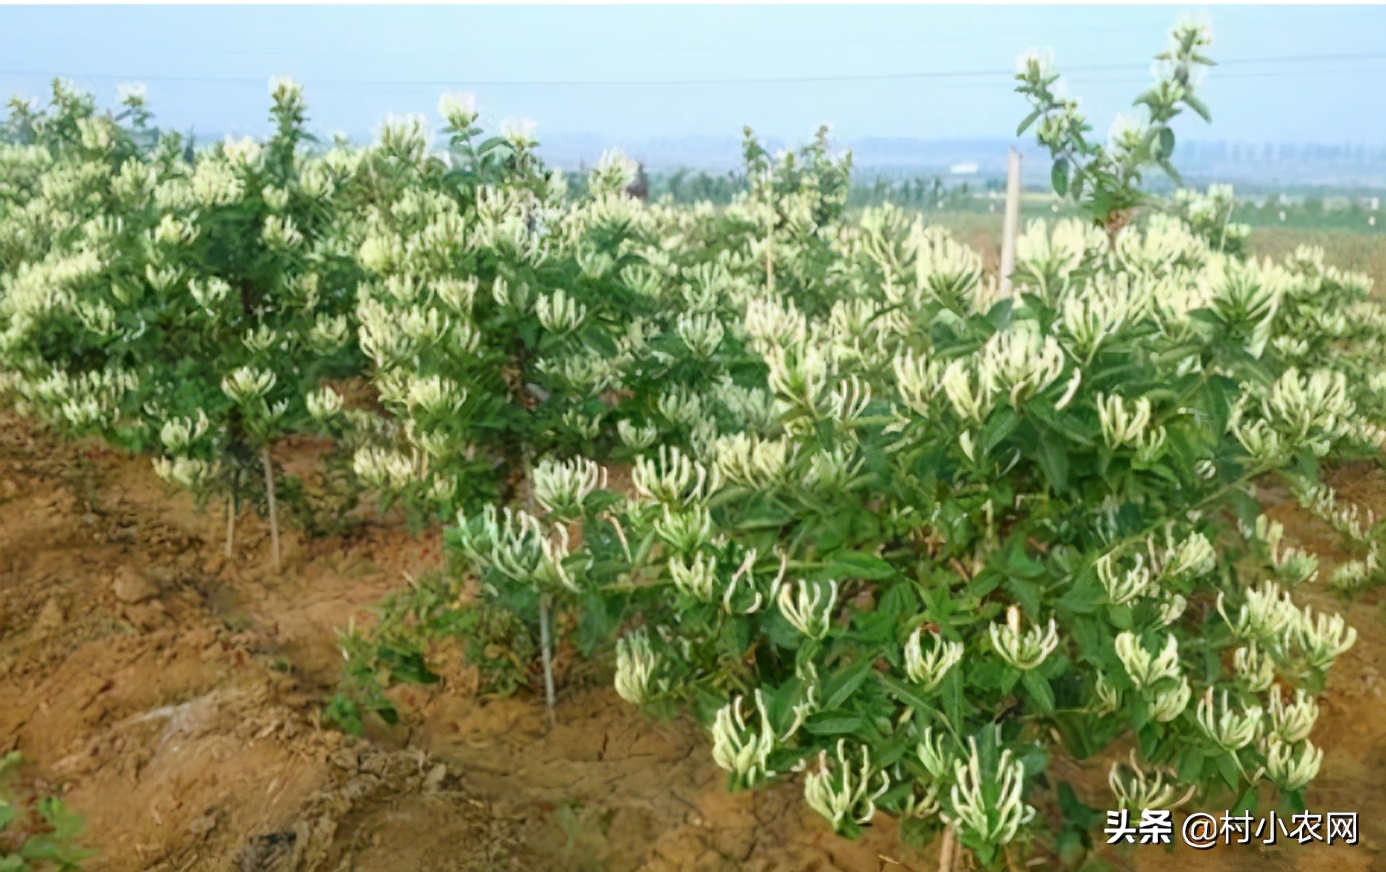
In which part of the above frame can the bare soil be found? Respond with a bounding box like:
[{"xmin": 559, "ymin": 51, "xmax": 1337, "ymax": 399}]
[{"xmin": 2, "ymin": 412, "xmax": 1384, "ymax": 872}]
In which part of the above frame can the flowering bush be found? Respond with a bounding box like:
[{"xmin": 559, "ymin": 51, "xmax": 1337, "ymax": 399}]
[
  {"xmin": 0, "ymin": 78, "xmax": 372, "ymax": 566},
  {"xmin": 584, "ymin": 211, "xmax": 1380, "ymax": 863}
]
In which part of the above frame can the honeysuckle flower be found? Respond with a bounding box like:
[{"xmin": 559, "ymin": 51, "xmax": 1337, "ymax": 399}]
[
  {"xmin": 1266, "ymin": 686, "xmax": 1319, "ymax": 744},
  {"xmin": 915, "ymin": 726, "xmax": 954, "ymax": 782},
  {"xmin": 1272, "ymin": 543, "xmax": 1318, "ymax": 586},
  {"xmin": 535, "ymin": 289, "xmax": 587, "ymax": 335},
  {"xmin": 722, "ymin": 549, "xmax": 785, "ymax": 615},
  {"xmin": 242, "ymin": 325, "xmax": 278, "ymax": 354},
  {"xmin": 712, "ymin": 432, "xmax": 795, "ymax": 489},
  {"xmin": 532, "ymin": 456, "xmax": 606, "ymax": 517},
  {"xmin": 405, "ymin": 374, "xmax": 466, "ymax": 416},
  {"xmin": 904, "ymin": 627, "xmax": 964, "ymax": 691},
  {"xmin": 655, "ymin": 386, "xmax": 704, "ymax": 428},
  {"xmin": 1262, "ymin": 368, "xmax": 1353, "ymax": 446},
  {"xmin": 352, "ymin": 446, "xmax": 416, "ymax": 491},
  {"xmin": 159, "ymin": 410, "xmax": 210, "ymax": 454},
  {"xmin": 633, "ymin": 446, "xmax": 719, "ymax": 507},
  {"xmin": 1217, "ymin": 580, "xmax": 1298, "ymax": 643},
  {"xmin": 222, "ymin": 135, "xmax": 262, "ymax": 168},
  {"xmin": 1053, "ymin": 368, "xmax": 1082, "ymax": 411},
  {"xmin": 1109, "ymin": 754, "xmax": 1195, "ymax": 813},
  {"xmin": 944, "ymin": 734, "xmax": 1036, "ymax": 846},
  {"xmin": 376, "ymin": 113, "xmax": 431, "ymax": 163},
  {"xmin": 1148, "ymin": 676, "xmax": 1193, "ymax": 723},
  {"xmin": 652, "ymin": 504, "xmax": 713, "ymax": 554},
  {"xmin": 221, "ymin": 365, "xmax": 276, "ymax": 404},
  {"xmin": 980, "ymin": 322, "xmax": 1065, "ymax": 408},
  {"xmin": 1264, "ymin": 737, "xmax": 1322, "ymax": 792},
  {"xmin": 500, "ymin": 117, "xmax": 538, "ymax": 149},
  {"xmin": 454, "ymin": 505, "xmax": 579, "ymax": 593},
  {"xmin": 1329, "ymin": 554, "xmax": 1376, "ymax": 590},
  {"xmin": 1096, "ymin": 552, "xmax": 1153, "ymax": 605},
  {"xmin": 939, "ymin": 358, "xmax": 996, "ymax": 424},
  {"xmin": 617, "ymin": 420, "xmax": 659, "ymax": 450},
  {"xmin": 1157, "ymin": 592, "xmax": 1188, "ymax": 626},
  {"xmin": 804, "ymin": 447, "xmax": 863, "ymax": 495},
  {"xmin": 710, "ymin": 691, "xmax": 777, "ymax": 789},
  {"xmin": 1096, "ymin": 393, "xmax": 1153, "ymax": 449},
  {"xmin": 1151, "ymin": 529, "xmax": 1217, "ymax": 580},
  {"xmin": 306, "ymin": 314, "xmax": 352, "ymax": 353},
  {"xmin": 667, "ymin": 551, "xmax": 718, "ymax": 602},
  {"xmin": 675, "ymin": 312, "xmax": 725, "ymax": 359},
  {"xmin": 777, "ymin": 579, "xmax": 838, "ymax": 641},
  {"xmin": 614, "ymin": 630, "xmax": 659, "ymax": 705},
  {"xmin": 1293, "ymin": 606, "xmax": 1356, "ymax": 670},
  {"xmin": 305, "ymin": 386, "xmax": 344, "ymax": 421},
  {"xmin": 152, "ymin": 455, "xmax": 219, "ymax": 489},
  {"xmin": 261, "ymin": 214, "xmax": 303, "ymax": 250},
  {"xmin": 1114, "ymin": 632, "xmax": 1181, "ymax": 691},
  {"xmin": 1196, "ymin": 688, "xmax": 1263, "ymax": 751},
  {"xmin": 1232, "ymin": 642, "xmax": 1275, "ymax": 693},
  {"xmin": 989, "ymin": 606, "xmax": 1058, "ymax": 670},
  {"xmin": 1092, "ymin": 673, "xmax": 1122, "ymax": 715},
  {"xmin": 438, "ymin": 91, "xmax": 478, "ymax": 129},
  {"xmin": 804, "ymin": 740, "xmax": 891, "ymax": 832},
  {"xmin": 764, "ymin": 344, "xmax": 833, "ymax": 415},
  {"xmin": 827, "ymin": 376, "xmax": 872, "ymax": 424},
  {"xmin": 892, "ymin": 348, "xmax": 938, "ymax": 416}
]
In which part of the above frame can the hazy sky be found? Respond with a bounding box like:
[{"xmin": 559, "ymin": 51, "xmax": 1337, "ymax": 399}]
[{"xmin": 2, "ymin": 5, "xmax": 1384, "ymax": 147}]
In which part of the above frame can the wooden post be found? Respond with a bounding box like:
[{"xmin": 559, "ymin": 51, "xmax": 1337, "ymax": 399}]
[{"xmin": 999, "ymin": 147, "xmax": 1022, "ymax": 297}]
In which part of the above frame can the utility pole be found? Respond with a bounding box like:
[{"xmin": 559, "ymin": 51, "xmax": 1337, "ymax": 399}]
[{"xmin": 999, "ymin": 147, "xmax": 1022, "ymax": 297}]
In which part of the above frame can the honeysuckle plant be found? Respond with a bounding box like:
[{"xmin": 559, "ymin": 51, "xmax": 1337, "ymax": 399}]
[
  {"xmin": 575, "ymin": 212, "xmax": 1382, "ymax": 866},
  {"xmin": 0, "ymin": 78, "xmax": 372, "ymax": 568},
  {"xmin": 1017, "ymin": 18, "xmax": 1217, "ymax": 238}
]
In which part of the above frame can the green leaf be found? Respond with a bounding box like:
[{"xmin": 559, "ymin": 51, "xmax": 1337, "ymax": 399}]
[
  {"xmin": 1158, "ymin": 127, "xmax": 1176, "ymax": 161},
  {"xmin": 824, "ymin": 656, "xmax": 878, "ymax": 710},
  {"xmin": 1036, "ymin": 437, "xmax": 1070, "ymax": 493},
  {"xmin": 1021, "ymin": 671, "xmax": 1056, "ymax": 713},
  {"xmin": 1017, "ymin": 108, "xmax": 1043, "ymax": 136},
  {"xmin": 828, "ymin": 550, "xmax": 895, "ymax": 581},
  {"xmin": 1184, "ymin": 94, "xmax": 1213, "ymax": 123},
  {"xmin": 1215, "ymin": 751, "xmax": 1241, "ymax": 790},
  {"xmin": 1052, "ymin": 158, "xmax": 1070, "ymax": 197},
  {"xmin": 803, "ymin": 714, "xmax": 864, "ymax": 736}
]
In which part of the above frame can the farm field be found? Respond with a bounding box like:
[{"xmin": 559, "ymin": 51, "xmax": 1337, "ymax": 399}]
[{"xmin": 7, "ymin": 14, "xmax": 1386, "ymax": 869}]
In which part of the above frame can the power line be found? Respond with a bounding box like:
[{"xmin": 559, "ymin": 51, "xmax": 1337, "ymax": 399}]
[{"xmin": 1, "ymin": 52, "xmax": 1383, "ymax": 89}]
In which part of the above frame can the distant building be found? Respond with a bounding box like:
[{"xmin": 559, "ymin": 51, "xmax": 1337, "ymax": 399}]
[{"xmin": 949, "ymin": 162, "xmax": 980, "ymax": 176}]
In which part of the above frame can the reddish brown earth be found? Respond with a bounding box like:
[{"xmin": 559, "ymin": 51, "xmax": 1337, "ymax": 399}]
[{"xmin": 1, "ymin": 411, "xmax": 1384, "ymax": 872}]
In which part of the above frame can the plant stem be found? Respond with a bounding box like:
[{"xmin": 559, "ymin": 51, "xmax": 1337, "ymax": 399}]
[
  {"xmin": 225, "ymin": 495, "xmax": 236, "ymax": 558},
  {"xmin": 225, "ymin": 467, "xmax": 239, "ymax": 559},
  {"xmin": 538, "ymin": 593, "xmax": 556, "ymax": 729},
  {"xmin": 262, "ymin": 446, "xmax": 281, "ymax": 572},
  {"xmin": 938, "ymin": 825, "xmax": 957, "ymax": 872}
]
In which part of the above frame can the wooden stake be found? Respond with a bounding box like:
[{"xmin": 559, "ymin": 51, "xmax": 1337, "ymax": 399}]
[
  {"xmin": 999, "ymin": 147, "xmax": 1022, "ymax": 298},
  {"xmin": 261, "ymin": 446, "xmax": 281, "ymax": 572},
  {"xmin": 538, "ymin": 593, "xmax": 556, "ymax": 729}
]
